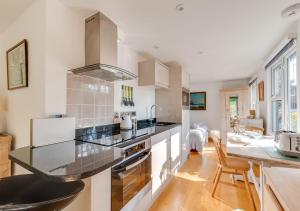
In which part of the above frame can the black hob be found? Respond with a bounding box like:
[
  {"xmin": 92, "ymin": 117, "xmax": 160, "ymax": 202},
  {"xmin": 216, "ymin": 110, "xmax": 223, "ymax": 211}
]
[{"xmin": 77, "ymin": 128, "xmax": 151, "ymax": 147}]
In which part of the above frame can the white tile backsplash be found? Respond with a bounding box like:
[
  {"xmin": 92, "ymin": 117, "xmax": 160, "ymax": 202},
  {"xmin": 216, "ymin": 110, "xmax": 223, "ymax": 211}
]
[{"xmin": 66, "ymin": 73, "xmax": 114, "ymax": 129}]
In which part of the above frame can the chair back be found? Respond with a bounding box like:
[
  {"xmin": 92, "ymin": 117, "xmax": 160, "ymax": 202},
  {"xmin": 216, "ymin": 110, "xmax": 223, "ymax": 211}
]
[{"xmin": 211, "ymin": 131, "xmax": 226, "ymax": 166}]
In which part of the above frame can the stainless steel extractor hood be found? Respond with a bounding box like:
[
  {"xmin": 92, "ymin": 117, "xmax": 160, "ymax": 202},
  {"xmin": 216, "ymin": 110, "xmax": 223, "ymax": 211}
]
[{"xmin": 69, "ymin": 12, "xmax": 137, "ymax": 81}]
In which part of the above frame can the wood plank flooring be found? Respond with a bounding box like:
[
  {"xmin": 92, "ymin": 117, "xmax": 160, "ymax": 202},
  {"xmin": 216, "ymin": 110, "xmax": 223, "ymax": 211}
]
[{"xmin": 150, "ymin": 141, "xmax": 259, "ymax": 211}]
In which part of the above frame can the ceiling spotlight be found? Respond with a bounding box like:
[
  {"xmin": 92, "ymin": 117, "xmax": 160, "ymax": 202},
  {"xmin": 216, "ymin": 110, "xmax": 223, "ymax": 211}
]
[
  {"xmin": 176, "ymin": 3, "xmax": 184, "ymax": 12},
  {"xmin": 282, "ymin": 3, "xmax": 300, "ymax": 18},
  {"xmin": 153, "ymin": 45, "xmax": 159, "ymax": 49},
  {"xmin": 197, "ymin": 51, "xmax": 204, "ymax": 55}
]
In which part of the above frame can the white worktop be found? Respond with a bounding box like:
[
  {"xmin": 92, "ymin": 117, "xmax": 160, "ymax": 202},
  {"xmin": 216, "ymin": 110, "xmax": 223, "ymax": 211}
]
[
  {"xmin": 263, "ymin": 167, "xmax": 300, "ymax": 211},
  {"xmin": 226, "ymin": 133, "xmax": 300, "ymax": 167}
]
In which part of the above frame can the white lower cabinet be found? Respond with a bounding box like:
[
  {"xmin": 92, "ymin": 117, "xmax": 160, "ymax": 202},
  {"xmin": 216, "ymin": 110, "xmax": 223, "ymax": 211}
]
[
  {"xmin": 151, "ymin": 126, "xmax": 182, "ymax": 202},
  {"xmin": 181, "ymin": 110, "xmax": 190, "ymax": 164},
  {"xmin": 170, "ymin": 126, "xmax": 182, "ymax": 174},
  {"xmin": 263, "ymin": 173, "xmax": 284, "ymax": 211},
  {"xmin": 91, "ymin": 168, "xmax": 111, "ymax": 211},
  {"xmin": 151, "ymin": 130, "xmax": 170, "ymax": 200}
]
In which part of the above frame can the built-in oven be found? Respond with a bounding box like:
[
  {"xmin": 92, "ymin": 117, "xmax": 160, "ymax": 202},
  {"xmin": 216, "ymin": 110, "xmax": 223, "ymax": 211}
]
[
  {"xmin": 182, "ymin": 88, "xmax": 190, "ymax": 110},
  {"xmin": 111, "ymin": 139, "xmax": 151, "ymax": 211}
]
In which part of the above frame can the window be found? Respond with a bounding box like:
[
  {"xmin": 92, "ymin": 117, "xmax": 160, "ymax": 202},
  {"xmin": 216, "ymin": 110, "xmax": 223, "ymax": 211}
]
[
  {"xmin": 271, "ymin": 62, "xmax": 284, "ymax": 132},
  {"xmin": 272, "ymin": 100, "xmax": 283, "ymax": 131},
  {"xmin": 271, "ymin": 63, "xmax": 282, "ymax": 97},
  {"xmin": 270, "ymin": 48, "xmax": 297, "ymax": 132},
  {"xmin": 287, "ymin": 52, "xmax": 297, "ymax": 132},
  {"xmin": 229, "ymin": 96, "xmax": 238, "ymax": 117}
]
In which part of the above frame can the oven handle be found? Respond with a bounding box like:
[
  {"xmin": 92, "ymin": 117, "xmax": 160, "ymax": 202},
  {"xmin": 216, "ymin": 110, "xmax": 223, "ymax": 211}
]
[{"xmin": 125, "ymin": 151, "xmax": 151, "ymax": 171}]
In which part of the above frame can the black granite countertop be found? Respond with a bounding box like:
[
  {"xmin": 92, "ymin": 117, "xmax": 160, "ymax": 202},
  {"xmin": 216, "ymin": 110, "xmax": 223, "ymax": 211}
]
[
  {"xmin": 9, "ymin": 140, "xmax": 124, "ymax": 182},
  {"xmin": 9, "ymin": 123, "xmax": 181, "ymax": 182}
]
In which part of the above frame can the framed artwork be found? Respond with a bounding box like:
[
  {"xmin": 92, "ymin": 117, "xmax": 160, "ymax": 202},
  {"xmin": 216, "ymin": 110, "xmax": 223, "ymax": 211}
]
[
  {"xmin": 258, "ymin": 81, "xmax": 264, "ymax": 101},
  {"xmin": 190, "ymin": 92, "xmax": 206, "ymax": 110},
  {"xmin": 6, "ymin": 39, "xmax": 28, "ymax": 90}
]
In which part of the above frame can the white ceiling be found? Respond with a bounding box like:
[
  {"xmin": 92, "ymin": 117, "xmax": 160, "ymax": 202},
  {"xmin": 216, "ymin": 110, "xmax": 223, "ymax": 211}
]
[
  {"xmin": 2, "ymin": 0, "xmax": 298, "ymax": 82},
  {"xmin": 61, "ymin": 0, "xmax": 300, "ymax": 82},
  {"xmin": 0, "ymin": 0, "xmax": 34, "ymax": 34}
]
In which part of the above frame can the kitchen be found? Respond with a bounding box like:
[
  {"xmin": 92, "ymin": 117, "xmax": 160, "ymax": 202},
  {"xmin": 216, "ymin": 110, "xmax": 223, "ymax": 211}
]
[
  {"xmin": 2, "ymin": 0, "xmax": 300, "ymax": 211},
  {"xmin": 0, "ymin": 1, "xmax": 190, "ymax": 210}
]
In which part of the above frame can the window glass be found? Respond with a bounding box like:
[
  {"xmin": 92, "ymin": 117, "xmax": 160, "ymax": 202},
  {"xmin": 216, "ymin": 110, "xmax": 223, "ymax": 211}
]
[
  {"xmin": 271, "ymin": 64, "xmax": 282, "ymax": 97},
  {"xmin": 270, "ymin": 47, "xmax": 297, "ymax": 133},
  {"xmin": 272, "ymin": 100, "xmax": 283, "ymax": 131},
  {"xmin": 229, "ymin": 96, "xmax": 238, "ymax": 118},
  {"xmin": 287, "ymin": 52, "xmax": 297, "ymax": 132}
]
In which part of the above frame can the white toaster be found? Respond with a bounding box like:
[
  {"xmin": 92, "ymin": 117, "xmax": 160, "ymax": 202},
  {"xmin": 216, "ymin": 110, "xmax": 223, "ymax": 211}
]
[{"xmin": 274, "ymin": 131, "xmax": 300, "ymax": 157}]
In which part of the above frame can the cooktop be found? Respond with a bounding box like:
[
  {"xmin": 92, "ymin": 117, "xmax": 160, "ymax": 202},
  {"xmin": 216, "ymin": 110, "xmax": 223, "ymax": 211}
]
[{"xmin": 77, "ymin": 128, "xmax": 150, "ymax": 147}]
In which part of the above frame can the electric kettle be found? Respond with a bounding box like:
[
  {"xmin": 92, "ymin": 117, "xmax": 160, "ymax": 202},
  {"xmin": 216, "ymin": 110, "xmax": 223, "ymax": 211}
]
[{"xmin": 120, "ymin": 114, "xmax": 132, "ymax": 130}]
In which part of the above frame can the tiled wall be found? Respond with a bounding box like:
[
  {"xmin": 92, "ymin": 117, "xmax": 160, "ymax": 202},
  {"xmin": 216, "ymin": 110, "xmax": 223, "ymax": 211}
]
[{"xmin": 66, "ymin": 73, "xmax": 114, "ymax": 129}]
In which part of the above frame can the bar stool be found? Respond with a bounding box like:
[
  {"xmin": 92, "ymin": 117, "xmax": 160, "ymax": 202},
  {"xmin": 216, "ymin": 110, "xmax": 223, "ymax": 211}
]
[{"xmin": 0, "ymin": 174, "xmax": 84, "ymax": 211}]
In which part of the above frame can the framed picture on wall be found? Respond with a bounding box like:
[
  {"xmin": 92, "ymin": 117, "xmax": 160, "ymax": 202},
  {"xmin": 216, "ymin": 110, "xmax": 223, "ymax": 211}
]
[
  {"xmin": 6, "ymin": 39, "xmax": 28, "ymax": 90},
  {"xmin": 258, "ymin": 81, "xmax": 264, "ymax": 101},
  {"xmin": 190, "ymin": 92, "xmax": 206, "ymax": 110}
]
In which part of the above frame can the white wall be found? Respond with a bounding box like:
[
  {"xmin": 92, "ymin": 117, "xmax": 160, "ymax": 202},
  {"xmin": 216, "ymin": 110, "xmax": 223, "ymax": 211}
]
[
  {"xmin": 0, "ymin": 0, "xmax": 46, "ymax": 154},
  {"xmin": 190, "ymin": 79, "xmax": 249, "ymax": 131},
  {"xmin": 0, "ymin": 0, "xmax": 95, "ymax": 174},
  {"xmin": 251, "ymin": 66, "xmax": 268, "ymax": 131},
  {"xmin": 44, "ymin": 0, "xmax": 94, "ymax": 115},
  {"xmin": 115, "ymin": 43, "xmax": 155, "ymax": 120},
  {"xmin": 0, "ymin": 1, "xmax": 94, "ymax": 209}
]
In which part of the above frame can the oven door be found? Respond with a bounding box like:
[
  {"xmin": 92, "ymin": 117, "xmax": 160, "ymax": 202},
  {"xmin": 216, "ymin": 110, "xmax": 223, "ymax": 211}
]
[{"xmin": 111, "ymin": 150, "xmax": 151, "ymax": 211}]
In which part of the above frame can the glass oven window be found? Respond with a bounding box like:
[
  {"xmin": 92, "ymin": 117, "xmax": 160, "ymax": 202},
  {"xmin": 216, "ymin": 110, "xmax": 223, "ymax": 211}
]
[{"xmin": 111, "ymin": 151, "xmax": 151, "ymax": 211}]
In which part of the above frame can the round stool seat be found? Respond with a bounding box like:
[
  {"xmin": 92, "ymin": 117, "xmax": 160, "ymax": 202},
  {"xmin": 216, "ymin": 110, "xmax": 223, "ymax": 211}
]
[{"xmin": 0, "ymin": 174, "xmax": 84, "ymax": 211}]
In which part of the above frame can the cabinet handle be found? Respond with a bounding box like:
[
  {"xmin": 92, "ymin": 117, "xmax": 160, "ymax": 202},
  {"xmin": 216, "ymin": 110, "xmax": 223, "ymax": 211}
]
[{"xmin": 126, "ymin": 152, "xmax": 151, "ymax": 171}]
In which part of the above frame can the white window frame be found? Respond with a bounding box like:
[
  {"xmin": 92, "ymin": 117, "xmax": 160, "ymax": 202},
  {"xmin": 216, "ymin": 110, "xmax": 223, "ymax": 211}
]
[
  {"xmin": 249, "ymin": 79, "xmax": 259, "ymax": 115},
  {"xmin": 268, "ymin": 46, "xmax": 297, "ymax": 133}
]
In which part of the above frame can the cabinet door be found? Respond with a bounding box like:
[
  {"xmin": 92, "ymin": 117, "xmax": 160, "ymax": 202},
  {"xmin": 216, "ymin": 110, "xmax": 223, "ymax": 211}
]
[
  {"xmin": 170, "ymin": 126, "xmax": 182, "ymax": 173},
  {"xmin": 151, "ymin": 136, "xmax": 169, "ymax": 198},
  {"xmin": 91, "ymin": 168, "xmax": 111, "ymax": 211},
  {"xmin": 181, "ymin": 110, "xmax": 190, "ymax": 164},
  {"xmin": 182, "ymin": 70, "xmax": 190, "ymax": 90},
  {"xmin": 155, "ymin": 62, "xmax": 169, "ymax": 88},
  {"xmin": 263, "ymin": 185, "xmax": 283, "ymax": 211}
]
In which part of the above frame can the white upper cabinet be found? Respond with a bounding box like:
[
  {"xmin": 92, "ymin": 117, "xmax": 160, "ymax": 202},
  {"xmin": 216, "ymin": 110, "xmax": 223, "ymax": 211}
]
[
  {"xmin": 117, "ymin": 43, "xmax": 139, "ymax": 76},
  {"xmin": 138, "ymin": 59, "xmax": 169, "ymax": 88},
  {"xmin": 181, "ymin": 70, "xmax": 190, "ymax": 90}
]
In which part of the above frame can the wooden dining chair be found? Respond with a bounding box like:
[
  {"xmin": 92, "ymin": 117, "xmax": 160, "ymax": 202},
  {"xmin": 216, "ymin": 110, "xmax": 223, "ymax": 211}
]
[
  {"xmin": 211, "ymin": 135, "xmax": 257, "ymax": 211},
  {"xmin": 245, "ymin": 125, "xmax": 264, "ymax": 135}
]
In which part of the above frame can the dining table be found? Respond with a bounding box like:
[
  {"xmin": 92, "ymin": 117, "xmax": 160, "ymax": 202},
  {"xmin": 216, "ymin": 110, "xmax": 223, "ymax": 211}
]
[
  {"xmin": 226, "ymin": 132, "xmax": 300, "ymax": 167},
  {"xmin": 225, "ymin": 132, "xmax": 300, "ymax": 211}
]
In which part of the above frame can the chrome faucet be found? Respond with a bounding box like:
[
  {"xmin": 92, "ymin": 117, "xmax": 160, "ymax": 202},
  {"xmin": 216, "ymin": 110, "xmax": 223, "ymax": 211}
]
[{"xmin": 150, "ymin": 104, "xmax": 162, "ymax": 120}]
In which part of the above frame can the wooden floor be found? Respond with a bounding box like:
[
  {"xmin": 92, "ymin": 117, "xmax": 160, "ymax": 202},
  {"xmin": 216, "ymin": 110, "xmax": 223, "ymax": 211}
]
[{"xmin": 150, "ymin": 141, "xmax": 259, "ymax": 211}]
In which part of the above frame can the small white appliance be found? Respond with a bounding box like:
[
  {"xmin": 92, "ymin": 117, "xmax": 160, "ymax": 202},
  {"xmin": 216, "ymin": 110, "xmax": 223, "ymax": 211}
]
[
  {"xmin": 274, "ymin": 131, "xmax": 300, "ymax": 157},
  {"xmin": 120, "ymin": 114, "xmax": 132, "ymax": 130},
  {"xmin": 31, "ymin": 117, "xmax": 75, "ymax": 147}
]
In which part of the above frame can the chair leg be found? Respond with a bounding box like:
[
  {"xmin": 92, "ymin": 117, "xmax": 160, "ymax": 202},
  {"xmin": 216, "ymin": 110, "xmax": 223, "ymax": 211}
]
[
  {"xmin": 231, "ymin": 174, "xmax": 236, "ymax": 185},
  {"xmin": 212, "ymin": 166, "xmax": 220, "ymax": 184},
  {"xmin": 211, "ymin": 166, "xmax": 222, "ymax": 197},
  {"xmin": 243, "ymin": 171, "xmax": 256, "ymax": 211}
]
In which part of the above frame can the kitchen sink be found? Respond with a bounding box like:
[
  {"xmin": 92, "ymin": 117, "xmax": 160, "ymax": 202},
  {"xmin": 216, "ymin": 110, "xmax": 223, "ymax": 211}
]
[{"xmin": 155, "ymin": 122, "xmax": 176, "ymax": 126}]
